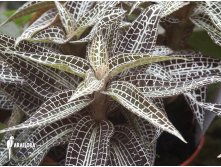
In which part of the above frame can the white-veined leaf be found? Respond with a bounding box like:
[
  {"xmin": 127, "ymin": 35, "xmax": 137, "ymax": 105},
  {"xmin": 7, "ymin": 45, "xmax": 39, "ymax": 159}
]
[
  {"xmin": 184, "ymin": 87, "xmax": 207, "ymax": 129},
  {"xmin": 0, "ymin": 1, "xmax": 55, "ymax": 26},
  {"xmin": 0, "ymin": 60, "xmax": 25, "ymax": 85},
  {"xmin": 185, "ymin": 92, "xmax": 221, "ymax": 117},
  {"xmin": 87, "ymin": 30, "xmax": 109, "ymax": 76},
  {"xmin": 0, "ymin": 35, "xmax": 75, "ymax": 97},
  {"xmin": 123, "ymin": 98, "xmax": 165, "ymax": 145},
  {"xmin": 0, "ymin": 90, "xmax": 14, "ymax": 110},
  {"xmin": 68, "ymin": 69, "xmax": 105, "ymax": 102},
  {"xmin": 64, "ymin": 1, "xmax": 94, "ymax": 22},
  {"xmin": 120, "ymin": 73, "xmax": 221, "ymax": 98},
  {"xmin": 66, "ymin": 117, "xmax": 114, "ymax": 166},
  {"xmin": 55, "ymin": 1, "xmax": 76, "ymax": 35},
  {"xmin": 109, "ymin": 125, "xmax": 153, "ymax": 166},
  {"xmin": 0, "ymin": 83, "xmax": 44, "ymax": 115},
  {"xmin": 190, "ymin": 12, "xmax": 221, "ymax": 47},
  {"xmin": 77, "ymin": 2, "xmax": 119, "ymax": 28},
  {"xmin": 160, "ymin": 51, "xmax": 221, "ymax": 82},
  {"xmin": 114, "ymin": 4, "xmax": 161, "ymax": 54},
  {"xmin": 0, "ymin": 48, "xmax": 64, "ymax": 98},
  {"xmin": 108, "ymin": 54, "xmax": 186, "ymax": 78},
  {"xmin": 0, "ymin": 90, "xmax": 92, "ymax": 133},
  {"xmin": 160, "ymin": 1, "xmax": 190, "ymax": 18},
  {"xmin": 2, "ymin": 50, "xmax": 90, "ymax": 78},
  {"xmin": 70, "ymin": 8, "xmax": 125, "ymax": 44},
  {"xmin": 15, "ymin": 9, "xmax": 58, "ymax": 45},
  {"xmin": 103, "ymin": 81, "xmax": 186, "ymax": 143},
  {"xmin": 10, "ymin": 114, "xmax": 81, "ymax": 166},
  {"xmin": 31, "ymin": 25, "xmax": 68, "ymax": 44}
]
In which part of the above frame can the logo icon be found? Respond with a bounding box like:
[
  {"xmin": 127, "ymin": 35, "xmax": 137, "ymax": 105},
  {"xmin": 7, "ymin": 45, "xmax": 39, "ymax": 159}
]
[
  {"xmin": 6, "ymin": 136, "xmax": 14, "ymax": 160},
  {"xmin": 6, "ymin": 136, "xmax": 36, "ymax": 160}
]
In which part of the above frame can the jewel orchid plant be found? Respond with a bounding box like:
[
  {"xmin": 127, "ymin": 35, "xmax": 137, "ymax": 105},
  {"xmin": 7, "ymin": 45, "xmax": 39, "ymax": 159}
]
[{"xmin": 1, "ymin": 1, "xmax": 221, "ymax": 166}]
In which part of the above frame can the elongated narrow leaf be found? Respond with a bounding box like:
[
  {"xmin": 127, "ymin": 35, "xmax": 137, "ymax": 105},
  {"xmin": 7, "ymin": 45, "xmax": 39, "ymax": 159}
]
[
  {"xmin": 103, "ymin": 81, "xmax": 186, "ymax": 143},
  {"xmin": 160, "ymin": 1, "xmax": 189, "ymax": 18},
  {"xmin": 160, "ymin": 51, "xmax": 221, "ymax": 81},
  {"xmin": 185, "ymin": 92, "xmax": 221, "ymax": 117},
  {"xmin": 77, "ymin": 2, "xmax": 119, "ymax": 27},
  {"xmin": 0, "ymin": 91, "xmax": 14, "ymax": 110},
  {"xmin": 114, "ymin": 4, "xmax": 161, "ymax": 54},
  {"xmin": 55, "ymin": 1, "xmax": 76, "ymax": 34},
  {"xmin": 0, "ymin": 83, "xmax": 44, "ymax": 115},
  {"xmin": 0, "ymin": 90, "xmax": 92, "ymax": 133},
  {"xmin": 123, "ymin": 98, "xmax": 165, "ymax": 145},
  {"xmin": 190, "ymin": 12, "xmax": 221, "ymax": 47},
  {"xmin": 0, "ymin": 60, "xmax": 25, "ymax": 85},
  {"xmin": 3, "ymin": 50, "xmax": 90, "ymax": 78},
  {"xmin": 64, "ymin": 2, "xmax": 94, "ymax": 22},
  {"xmin": 147, "ymin": 63, "xmax": 172, "ymax": 80},
  {"xmin": 128, "ymin": 1, "xmax": 144, "ymax": 15},
  {"xmin": 0, "ymin": 1, "xmax": 55, "ymax": 26},
  {"xmin": 184, "ymin": 87, "xmax": 207, "ymax": 129},
  {"xmin": 88, "ymin": 30, "xmax": 109, "ymax": 74},
  {"xmin": 65, "ymin": 116, "xmax": 95, "ymax": 165},
  {"xmin": 121, "ymin": 74, "xmax": 221, "ymax": 98},
  {"xmin": 31, "ymin": 26, "xmax": 68, "ymax": 44},
  {"xmin": 66, "ymin": 117, "xmax": 114, "ymax": 166},
  {"xmin": 70, "ymin": 8, "xmax": 126, "ymax": 44},
  {"xmin": 0, "ymin": 48, "xmax": 64, "ymax": 98},
  {"xmin": 196, "ymin": 2, "xmax": 221, "ymax": 30},
  {"xmin": 109, "ymin": 125, "xmax": 153, "ymax": 166},
  {"xmin": 15, "ymin": 9, "xmax": 57, "ymax": 45},
  {"xmin": 108, "ymin": 54, "xmax": 186, "ymax": 78},
  {"xmin": 68, "ymin": 69, "xmax": 105, "ymax": 102},
  {"xmin": 11, "ymin": 115, "xmax": 81, "ymax": 166},
  {"xmin": 0, "ymin": 34, "xmax": 54, "ymax": 53},
  {"xmin": 0, "ymin": 35, "xmax": 74, "ymax": 97}
]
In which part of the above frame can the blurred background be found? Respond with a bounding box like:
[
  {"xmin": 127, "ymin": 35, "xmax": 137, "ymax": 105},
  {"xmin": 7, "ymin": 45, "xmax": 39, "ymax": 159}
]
[{"xmin": 0, "ymin": 1, "xmax": 220, "ymax": 165}]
